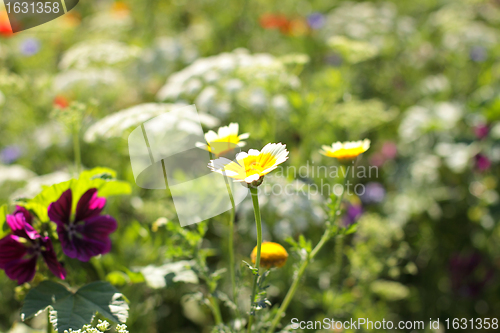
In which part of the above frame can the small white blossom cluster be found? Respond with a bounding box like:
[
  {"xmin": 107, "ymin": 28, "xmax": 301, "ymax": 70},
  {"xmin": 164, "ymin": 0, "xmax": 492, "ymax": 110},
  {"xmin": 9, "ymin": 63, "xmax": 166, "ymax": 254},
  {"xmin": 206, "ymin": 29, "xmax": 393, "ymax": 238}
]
[
  {"xmin": 157, "ymin": 48, "xmax": 302, "ymax": 117},
  {"xmin": 398, "ymin": 102, "xmax": 463, "ymax": 143},
  {"xmin": 428, "ymin": 2, "xmax": 499, "ymax": 52},
  {"xmin": 54, "ymin": 40, "xmax": 140, "ymax": 92},
  {"xmin": 321, "ymin": 2, "xmax": 415, "ymax": 53},
  {"xmin": 63, "ymin": 320, "xmax": 129, "ymax": 333},
  {"xmin": 59, "ymin": 40, "xmax": 141, "ymax": 70}
]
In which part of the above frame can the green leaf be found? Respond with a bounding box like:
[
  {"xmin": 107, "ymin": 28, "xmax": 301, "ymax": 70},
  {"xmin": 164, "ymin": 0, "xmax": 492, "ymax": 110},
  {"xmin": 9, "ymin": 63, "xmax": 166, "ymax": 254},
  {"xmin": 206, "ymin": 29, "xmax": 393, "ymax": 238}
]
[
  {"xmin": 0, "ymin": 204, "xmax": 8, "ymax": 238},
  {"xmin": 21, "ymin": 167, "xmax": 131, "ymax": 222},
  {"xmin": 21, "ymin": 281, "xmax": 129, "ymax": 332}
]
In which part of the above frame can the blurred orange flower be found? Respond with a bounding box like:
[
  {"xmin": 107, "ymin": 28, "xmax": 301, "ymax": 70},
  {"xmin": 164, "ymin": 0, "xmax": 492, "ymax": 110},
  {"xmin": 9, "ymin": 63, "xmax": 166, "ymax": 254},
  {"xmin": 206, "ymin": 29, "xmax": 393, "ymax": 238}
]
[{"xmin": 0, "ymin": 11, "xmax": 13, "ymax": 37}]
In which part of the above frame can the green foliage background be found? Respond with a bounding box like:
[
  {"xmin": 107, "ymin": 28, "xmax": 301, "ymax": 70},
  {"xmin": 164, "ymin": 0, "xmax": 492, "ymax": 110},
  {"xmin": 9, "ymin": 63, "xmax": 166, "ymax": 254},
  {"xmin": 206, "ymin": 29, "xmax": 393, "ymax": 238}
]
[{"xmin": 0, "ymin": 0, "xmax": 499, "ymax": 332}]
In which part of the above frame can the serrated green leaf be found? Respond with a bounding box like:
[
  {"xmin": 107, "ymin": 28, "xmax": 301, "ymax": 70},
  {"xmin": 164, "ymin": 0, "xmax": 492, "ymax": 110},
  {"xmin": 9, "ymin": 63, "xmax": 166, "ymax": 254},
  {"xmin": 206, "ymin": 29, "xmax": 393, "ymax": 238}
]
[{"xmin": 21, "ymin": 281, "xmax": 128, "ymax": 332}]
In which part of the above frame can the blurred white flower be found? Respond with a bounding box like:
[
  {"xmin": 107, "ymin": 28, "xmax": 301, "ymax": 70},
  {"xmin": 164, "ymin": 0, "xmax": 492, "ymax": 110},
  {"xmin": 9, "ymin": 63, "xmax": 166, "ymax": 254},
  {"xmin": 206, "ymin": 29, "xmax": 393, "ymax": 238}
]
[
  {"xmin": 321, "ymin": 2, "xmax": 415, "ymax": 50},
  {"xmin": 53, "ymin": 69, "xmax": 121, "ymax": 91},
  {"xmin": 435, "ymin": 142, "xmax": 471, "ymax": 173},
  {"xmin": 271, "ymin": 95, "xmax": 289, "ymax": 115},
  {"xmin": 11, "ymin": 171, "xmax": 71, "ymax": 200},
  {"xmin": 59, "ymin": 40, "xmax": 140, "ymax": 70},
  {"xmin": 420, "ymin": 75, "xmax": 450, "ymax": 95},
  {"xmin": 157, "ymin": 49, "xmax": 301, "ymax": 117},
  {"xmin": 490, "ymin": 122, "xmax": 500, "ymax": 139},
  {"xmin": 84, "ymin": 103, "xmax": 219, "ymax": 142},
  {"xmin": 399, "ymin": 102, "xmax": 463, "ymax": 142},
  {"xmin": 0, "ymin": 164, "xmax": 36, "ymax": 185}
]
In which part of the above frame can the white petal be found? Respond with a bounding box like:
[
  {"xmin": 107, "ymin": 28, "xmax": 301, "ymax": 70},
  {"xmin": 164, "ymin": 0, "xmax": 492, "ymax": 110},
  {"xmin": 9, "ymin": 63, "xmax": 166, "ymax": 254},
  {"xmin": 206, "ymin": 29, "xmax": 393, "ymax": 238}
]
[
  {"xmin": 238, "ymin": 133, "xmax": 250, "ymax": 140},
  {"xmin": 244, "ymin": 174, "xmax": 260, "ymax": 183}
]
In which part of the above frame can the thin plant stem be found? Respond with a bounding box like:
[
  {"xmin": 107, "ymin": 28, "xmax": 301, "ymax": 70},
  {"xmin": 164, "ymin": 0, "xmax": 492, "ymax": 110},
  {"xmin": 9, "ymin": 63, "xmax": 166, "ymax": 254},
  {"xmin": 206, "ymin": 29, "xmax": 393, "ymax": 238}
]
[
  {"xmin": 266, "ymin": 175, "xmax": 348, "ymax": 333},
  {"xmin": 334, "ymin": 234, "xmax": 344, "ymax": 284},
  {"xmin": 72, "ymin": 124, "xmax": 81, "ymax": 175},
  {"xmin": 247, "ymin": 187, "xmax": 262, "ymax": 333},
  {"xmin": 46, "ymin": 310, "xmax": 52, "ymax": 333},
  {"xmin": 208, "ymin": 295, "xmax": 223, "ymax": 325},
  {"xmin": 222, "ymin": 170, "xmax": 239, "ymax": 317}
]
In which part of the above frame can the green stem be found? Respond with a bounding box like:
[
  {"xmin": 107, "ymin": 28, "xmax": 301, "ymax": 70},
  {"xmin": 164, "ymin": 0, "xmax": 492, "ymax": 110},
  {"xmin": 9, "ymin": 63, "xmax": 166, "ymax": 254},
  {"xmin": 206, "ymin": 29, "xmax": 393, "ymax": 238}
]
[
  {"xmin": 72, "ymin": 125, "xmax": 81, "ymax": 175},
  {"xmin": 247, "ymin": 187, "xmax": 262, "ymax": 333},
  {"xmin": 208, "ymin": 295, "xmax": 223, "ymax": 325},
  {"xmin": 266, "ymin": 176, "xmax": 348, "ymax": 333},
  {"xmin": 46, "ymin": 310, "xmax": 52, "ymax": 333},
  {"xmin": 334, "ymin": 235, "xmax": 344, "ymax": 284},
  {"xmin": 222, "ymin": 171, "xmax": 239, "ymax": 317}
]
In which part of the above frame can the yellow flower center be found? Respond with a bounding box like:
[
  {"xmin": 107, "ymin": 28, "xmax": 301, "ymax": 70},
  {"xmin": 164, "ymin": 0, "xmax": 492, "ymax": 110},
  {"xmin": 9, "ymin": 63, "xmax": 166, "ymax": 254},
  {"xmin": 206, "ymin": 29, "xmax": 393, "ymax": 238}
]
[
  {"xmin": 224, "ymin": 153, "xmax": 278, "ymax": 180},
  {"xmin": 325, "ymin": 146, "xmax": 367, "ymax": 159},
  {"xmin": 207, "ymin": 135, "xmax": 240, "ymax": 156}
]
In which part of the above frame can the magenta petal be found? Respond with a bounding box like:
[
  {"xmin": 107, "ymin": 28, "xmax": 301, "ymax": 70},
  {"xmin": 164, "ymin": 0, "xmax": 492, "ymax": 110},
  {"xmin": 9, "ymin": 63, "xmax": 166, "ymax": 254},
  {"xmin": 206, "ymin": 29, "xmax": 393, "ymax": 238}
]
[
  {"xmin": 5, "ymin": 255, "xmax": 38, "ymax": 284},
  {"xmin": 81, "ymin": 215, "xmax": 117, "ymax": 239},
  {"xmin": 6, "ymin": 206, "xmax": 34, "ymax": 237},
  {"xmin": 48, "ymin": 189, "xmax": 73, "ymax": 225},
  {"xmin": 0, "ymin": 235, "xmax": 28, "ymax": 269},
  {"xmin": 41, "ymin": 238, "xmax": 66, "ymax": 280},
  {"xmin": 75, "ymin": 188, "xmax": 106, "ymax": 222}
]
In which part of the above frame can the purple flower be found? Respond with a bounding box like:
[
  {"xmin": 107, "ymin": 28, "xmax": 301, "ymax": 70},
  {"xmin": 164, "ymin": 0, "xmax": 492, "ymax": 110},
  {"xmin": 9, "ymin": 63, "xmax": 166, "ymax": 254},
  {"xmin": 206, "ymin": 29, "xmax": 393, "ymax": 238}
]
[
  {"xmin": 474, "ymin": 123, "xmax": 489, "ymax": 140},
  {"xmin": 470, "ymin": 46, "xmax": 487, "ymax": 63},
  {"xmin": 19, "ymin": 38, "xmax": 40, "ymax": 56},
  {"xmin": 307, "ymin": 13, "xmax": 325, "ymax": 30},
  {"xmin": 342, "ymin": 201, "xmax": 363, "ymax": 227},
  {"xmin": 0, "ymin": 206, "xmax": 66, "ymax": 284},
  {"xmin": 449, "ymin": 252, "xmax": 493, "ymax": 298},
  {"xmin": 360, "ymin": 182, "xmax": 386, "ymax": 204},
  {"xmin": 0, "ymin": 145, "xmax": 22, "ymax": 164},
  {"xmin": 48, "ymin": 188, "xmax": 117, "ymax": 262},
  {"xmin": 474, "ymin": 153, "xmax": 491, "ymax": 172}
]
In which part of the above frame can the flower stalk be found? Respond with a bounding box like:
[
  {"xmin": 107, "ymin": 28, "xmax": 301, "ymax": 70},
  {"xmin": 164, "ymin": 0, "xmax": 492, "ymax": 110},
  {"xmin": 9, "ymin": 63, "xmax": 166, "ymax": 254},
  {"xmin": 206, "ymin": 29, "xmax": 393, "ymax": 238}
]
[
  {"xmin": 247, "ymin": 186, "xmax": 262, "ymax": 333},
  {"xmin": 266, "ymin": 175, "xmax": 348, "ymax": 333},
  {"xmin": 222, "ymin": 169, "xmax": 239, "ymax": 316},
  {"xmin": 72, "ymin": 124, "xmax": 81, "ymax": 175}
]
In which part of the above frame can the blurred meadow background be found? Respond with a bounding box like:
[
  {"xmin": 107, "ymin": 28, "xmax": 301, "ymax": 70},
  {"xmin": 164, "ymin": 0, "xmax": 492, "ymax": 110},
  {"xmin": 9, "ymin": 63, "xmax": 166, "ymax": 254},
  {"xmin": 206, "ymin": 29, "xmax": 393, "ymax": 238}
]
[{"xmin": 0, "ymin": 0, "xmax": 500, "ymax": 332}]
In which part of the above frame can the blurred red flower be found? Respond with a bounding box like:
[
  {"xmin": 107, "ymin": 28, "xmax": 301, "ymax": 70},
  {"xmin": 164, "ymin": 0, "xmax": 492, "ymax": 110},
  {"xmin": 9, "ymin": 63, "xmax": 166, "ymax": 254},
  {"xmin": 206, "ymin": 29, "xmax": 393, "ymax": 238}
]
[
  {"xmin": 53, "ymin": 95, "xmax": 70, "ymax": 109},
  {"xmin": 260, "ymin": 13, "xmax": 291, "ymax": 34}
]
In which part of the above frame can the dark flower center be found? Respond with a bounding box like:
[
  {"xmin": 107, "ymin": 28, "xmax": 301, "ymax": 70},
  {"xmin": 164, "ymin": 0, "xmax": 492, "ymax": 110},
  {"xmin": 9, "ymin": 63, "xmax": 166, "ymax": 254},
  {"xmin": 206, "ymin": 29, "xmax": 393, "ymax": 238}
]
[
  {"xmin": 31, "ymin": 242, "xmax": 42, "ymax": 256},
  {"xmin": 67, "ymin": 223, "xmax": 78, "ymax": 238}
]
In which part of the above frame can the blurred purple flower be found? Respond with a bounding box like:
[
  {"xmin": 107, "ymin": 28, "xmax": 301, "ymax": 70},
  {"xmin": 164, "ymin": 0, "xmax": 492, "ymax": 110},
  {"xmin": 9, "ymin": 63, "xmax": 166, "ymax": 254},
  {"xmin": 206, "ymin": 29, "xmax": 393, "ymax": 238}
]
[
  {"xmin": 474, "ymin": 123, "xmax": 489, "ymax": 140},
  {"xmin": 19, "ymin": 38, "xmax": 40, "ymax": 56},
  {"xmin": 0, "ymin": 206, "xmax": 66, "ymax": 284},
  {"xmin": 470, "ymin": 46, "xmax": 487, "ymax": 63},
  {"xmin": 474, "ymin": 153, "xmax": 491, "ymax": 172},
  {"xmin": 342, "ymin": 201, "xmax": 363, "ymax": 227},
  {"xmin": 449, "ymin": 252, "xmax": 493, "ymax": 298},
  {"xmin": 381, "ymin": 141, "xmax": 397, "ymax": 159},
  {"xmin": 0, "ymin": 145, "xmax": 22, "ymax": 164},
  {"xmin": 307, "ymin": 13, "xmax": 325, "ymax": 30},
  {"xmin": 324, "ymin": 53, "xmax": 342, "ymax": 67},
  {"xmin": 360, "ymin": 182, "xmax": 386, "ymax": 204},
  {"xmin": 48, "ymin": 188, "xmax": 117, "ymax": 262}
]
